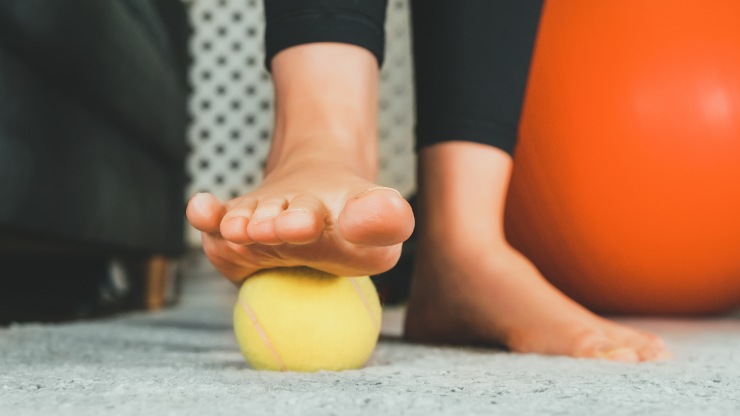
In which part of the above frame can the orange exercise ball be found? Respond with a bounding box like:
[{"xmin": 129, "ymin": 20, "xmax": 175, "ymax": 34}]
[{"xmin": 505, "ymin": 0, "xmax": 740, "ymax": 315}]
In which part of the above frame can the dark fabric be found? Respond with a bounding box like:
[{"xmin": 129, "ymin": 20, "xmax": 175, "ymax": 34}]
[
  {"xmin": 411, "ymin": 0, "xmax": 544, "ymax": 155},
  {"xmin": 263, "ymin": 0, "xmax": 544, "ymax": 156},
  {"xmin": 151, "ymin": 0, "xmax": 191, "ymax": 89},
  {"xmin": 0, "ymin": 0, "xmax": 188, "ymax": 255},
  {"xmin": 0, "ymin": 0, "xmax": 188, "ymax": 166},
  {"xmin": 264, "ymin": 0, "xmax": 388, "ymax": 68}
]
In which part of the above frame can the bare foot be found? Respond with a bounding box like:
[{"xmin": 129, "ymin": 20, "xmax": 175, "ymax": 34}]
[
  {"xmin": 186, "ymin": 155, "xmax": 414, "ymax": 284},
  {"xmin": 404, "ymin": 141, "xmax": 671, "ymax": 362},
  {"xmin": 405, "ymin": 242, "xmax": 672, "ymax": 362},
  {"xmin": 186, "ymin": 43, "xmax": 414, "ymax": 284}
]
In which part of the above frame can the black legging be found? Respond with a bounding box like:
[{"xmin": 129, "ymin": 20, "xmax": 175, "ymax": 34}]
[{"xmin": 264, "ymin": 0, "xmax": 544, "ymax": 156}]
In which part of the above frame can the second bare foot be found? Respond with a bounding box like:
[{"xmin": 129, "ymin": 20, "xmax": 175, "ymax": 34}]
[
  {"xmin": 404, "ymin": 141, "xmax": 671, "ymax": 362},
  {"xmin": 405, "ymin": 242, "xmax": 672, "ymax": 362}
]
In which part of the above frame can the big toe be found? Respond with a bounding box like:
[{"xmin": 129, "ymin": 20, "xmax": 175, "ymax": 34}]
[{"xmin": 338, "ymin": 187, "xmax": 415, "ymax": 247}]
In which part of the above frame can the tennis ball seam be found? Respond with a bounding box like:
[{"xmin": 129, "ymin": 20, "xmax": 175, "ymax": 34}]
[
  {"xmin": 237, "ymin": 298, "xmax": 286, "ymax": 371},
  {"xmin": 348, "ymin": 277, "xmax": 380, "ymax": 332}
]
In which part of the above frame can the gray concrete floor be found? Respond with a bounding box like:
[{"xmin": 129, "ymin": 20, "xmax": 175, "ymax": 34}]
[{"xmin": 1, "ymin": 252, "xmax": 740, "ymax": 416}]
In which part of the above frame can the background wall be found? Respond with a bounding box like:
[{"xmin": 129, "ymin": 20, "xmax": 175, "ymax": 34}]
[{"xmin": 185, "ymin": 0, "xmax": 417, "ymax": 246}]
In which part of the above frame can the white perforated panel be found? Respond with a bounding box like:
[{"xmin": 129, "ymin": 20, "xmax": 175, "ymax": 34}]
[{"xmin": 186, "ymin": 0, "xmax": 416, "ymax": 245}]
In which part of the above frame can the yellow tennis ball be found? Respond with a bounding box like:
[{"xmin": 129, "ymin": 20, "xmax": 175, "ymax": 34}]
[{"xmin": 233, "ymin": 267, "xmax": 382, "ymax": 372}]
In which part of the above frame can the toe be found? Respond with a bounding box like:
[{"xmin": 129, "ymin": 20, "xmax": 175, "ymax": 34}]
[
  {"xmin": 247, "ymin": 198, "xmax": 288, "ymax": 244},
  {"xmin": 603, "ymin": 323, "xmax": 671, "ymax": 362},
  {"xmin": 274, "ymin": 195, "xmax": 327, "ymax": 244},
  {"xmin": 572, "ymin": 330, "xmax": 640, "ymax": 363},
  {"xmin": 186, "ymin": 193, "xmax": 226, "ymax": 233},
  {"xmin": 338, "ymin": 186, "xmax": 415, "ymax": 247},
  {"xmin": 221, "ymin": 216, "xmax": 253, "ymax": 245},
  {"xmin": 635, "ymin": 332, "xmax": 672, "ymax": 361},
  {"xmin": 220, "ymin": 197, "xmax": 258, "ymax": 244}
]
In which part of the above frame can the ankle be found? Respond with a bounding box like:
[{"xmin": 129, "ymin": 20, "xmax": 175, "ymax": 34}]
[
  {"xmin": 417, "ymin": 236, "xmax": 504, "ymax": 277},
  {"xmin": 416, "ymin": 196, "xmax": 505, "ymax": 248}
]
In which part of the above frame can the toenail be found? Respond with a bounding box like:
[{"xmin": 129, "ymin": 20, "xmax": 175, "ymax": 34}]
[
  {"xmin": 354, "ymin": 186, "xmax": 404, "ymax": 199},
  {"xmin": 654, "ymin": 350, "xmax": 673, "ymax": 361},
  {"xmin": 193, "ymin": 194, "xmax": 208, "ymax": 207},
  {"xmin": 224, "ymin": 214, "xmax": 248, "ymax": 222}
]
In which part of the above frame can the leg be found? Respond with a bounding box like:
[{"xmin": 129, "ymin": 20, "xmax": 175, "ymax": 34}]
[
  {"xmin": 404, "ymin": 0, "xmax": 671, "ymax": 361},
  {"xmin": 187, "ymin": 42, "xmax": 414, "ymax": 284}
]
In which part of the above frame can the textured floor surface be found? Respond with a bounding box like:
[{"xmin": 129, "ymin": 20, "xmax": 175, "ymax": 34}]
[{"xmin": 2, "ymin": 254, "xmax": 740, "ymax": 416}]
